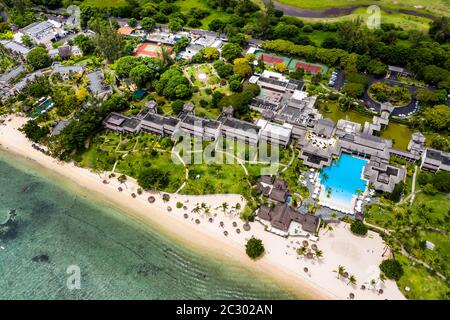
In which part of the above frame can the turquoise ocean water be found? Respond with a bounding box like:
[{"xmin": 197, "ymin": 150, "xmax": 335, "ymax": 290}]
[{"xmin": 0, "ymin": 150, "xmax": 300, "ymax": 300}]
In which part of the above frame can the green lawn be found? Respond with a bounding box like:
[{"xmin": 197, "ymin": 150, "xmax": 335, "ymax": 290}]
[
  {"xmin": 277, "ymin": 0, "xmax": 449, "ymax": 16},
  {"xmin": 175, "ymin": 0, "xmax": 232, "ymax": 29},
  {"xmin": 380, "ymin": 122, "xmax": 413, "ymax": 150},
  {"xmin": 82, "ymin": 0, "xmax": 128, "ymax": 7},
  {"xmin": 396, "ymin": 254, "xmax": 449, "ymax": 300}
]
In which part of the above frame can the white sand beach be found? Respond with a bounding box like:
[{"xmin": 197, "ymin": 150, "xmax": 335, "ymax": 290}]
[{"xmin": 0, "ymin": 115, "xmax": 405, "ymax": 300}]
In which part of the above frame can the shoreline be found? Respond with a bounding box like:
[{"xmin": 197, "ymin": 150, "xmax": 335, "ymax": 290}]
[{"xmin": 0, "ymin": 115, "xmax": 405, "ymax": 300}]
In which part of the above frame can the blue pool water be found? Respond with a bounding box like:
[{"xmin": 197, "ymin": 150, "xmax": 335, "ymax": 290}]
[{"xmin": 319, "ymin": 153, "xmax": 367, "ymax": 205}]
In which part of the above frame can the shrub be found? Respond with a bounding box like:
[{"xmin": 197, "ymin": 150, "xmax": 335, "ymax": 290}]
[
  {"xmin": 245, "ymin": 237, "xmax": 264, "ymax": 259},
  {"xmin": 379, "ymin": 259, "xmax": 404, "ymax": 281},
  {"xmin": 350, "ymin": 220, "xmax": 368, "ymax": 236},
  {"xmin": 176, "ymin": 202, "xmax": 183, "ymax": 209}
]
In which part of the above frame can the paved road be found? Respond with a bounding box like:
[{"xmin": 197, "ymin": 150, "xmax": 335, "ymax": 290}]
[{"xmin": 362, "ymin": 76, "xmax": 421, "ymax": 117}]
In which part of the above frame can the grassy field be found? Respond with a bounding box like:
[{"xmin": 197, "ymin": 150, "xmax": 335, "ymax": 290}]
[
  {"xmin": 175, "ymin": 0, "xmax": 233, "ymax": 29},
  {"xmin": 396, "ymin": 254, "xmax": 449, "ymax": 300},
  {"xmin": 277, "ymin": 0, "xmax": 450, "ymax": 16},
  {"xmin": 82, "ymin": 0, "xmax": 129, "ymax": 7}
]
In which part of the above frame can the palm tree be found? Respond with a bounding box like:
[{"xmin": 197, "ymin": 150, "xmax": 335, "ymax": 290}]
[
  {"xmin": 333, "ymin": 265, "xmax": 345, "ymax": 279},
  {"xmin": 322, "ymin": 173, "xmax": 329, "ymax": 182},
  {"xmin": 192, "ymin": 205, "xmax": 201, "ymax": 214},
  {"xmin": 347, "ymin": 275, "xmax": 357, "ymax": 286},
  {"xmin": 315, "ymin": 249, "xmax": 323, "ymax": 259},
  {"xmin": 324, "ymin": 224, "xmax": 334, "ymax": 234},
  {"xmin": 159, "ymin": 45, "xmax": 173, "ymax": 66},
  {"xmin": 221, "ymin": 202, "xmax": 229, "ymax": 213},
  {"xmin": 355, "ymin": 189, "xmax": 364, "ymax": 197},
  {"xmin": 296, "ymin": 246, "xmax": 307, "ymax": 256}
]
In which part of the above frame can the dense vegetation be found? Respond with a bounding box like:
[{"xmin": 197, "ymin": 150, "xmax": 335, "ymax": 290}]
[{"xmin": 245, "ymin": 236, "xmax": 265, "ymax": 259}]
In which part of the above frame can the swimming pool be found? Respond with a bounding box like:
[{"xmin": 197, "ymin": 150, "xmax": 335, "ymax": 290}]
[{"xmin": 319, "ymin": 153, "xmax": 367, "ymax": 212}]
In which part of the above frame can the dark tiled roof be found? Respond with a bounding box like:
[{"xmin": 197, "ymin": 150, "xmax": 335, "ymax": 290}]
[
  {"xmin": 260, "ymin": 175, "xmax": 275, "ymax": 185},
  {"xmin": 269, "ymin": 188, "xmax": 287, "ymax": 203}
]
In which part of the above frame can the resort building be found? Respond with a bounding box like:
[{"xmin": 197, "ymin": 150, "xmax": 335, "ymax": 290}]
[
  {"xmin": 257, "ymin": 203, "xmax": 320, "ymax": 235},
  {"xmin": 141, "ymin": 112, "xmax": 180, "ymax": 137},
  {"xmin": 407, "ymin": 132, "xmax": 426, "ymax": 157},
  {"xmin": 0, "ymin": 65, "xmax": 25, "ymax": 84},
  {"xmin": 421, "ymin": 148, "xmax": 450, "ymax": 173},
  {"xmin": 178, "ymin": 114, "xmax": 221, "ymax": 141},
  {"xmin": 219, "ymin": 116, "xmax": 260, "ymax": 145},
  {"xmin": 18, "ymin": 20, "xmax": 66, "ymax": 47},
  {"xmin": 14, "ymin": 70, "xmax": 44, "ymax": 92},
  {"xmin": 87, "ymin": 70, "xmax": 113, "ymax": 100},
  {"xmin": 256, "ymin": 119, "xmax": 293, "ymax": 147},
  {"xmin": 103, "ymin": 113, "xmax": 140, "ymax": 134},
  {"xmin": 0, "ymin": 40, "xmax": 30, "ymax": 58},
  {"xmin": 363, "ymin": 158, "xmax": 406, "ymax": 193},
  {"xmin": 51, "ymin": 62, "xmax": 84, "ymax": 79}
]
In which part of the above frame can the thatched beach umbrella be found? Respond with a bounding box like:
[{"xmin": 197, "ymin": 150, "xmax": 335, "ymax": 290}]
[
  {"xmin": 183, "ymin": 213, "xmax": 189, "ymax": 219},
  {"xmin": 303, "ymin": 267, "xmax": 309, "ymax": 273},
  {"xmin": 183, "ymin": 206, "xmax": 188, "ymax": 210},
  {"xmin": 378, "ymin": 289, "xmax": 383, "ymax": 295},
  {"xmin": 220, "ymin": 221, "xmax": 224, "ymax": 227},
  {"xmin": 343, "ymin": 271, "xmax": 349, "ymax": 279},
  {"xmin": 311, "ymin": 244, "xmax": 318, "ymax": 251},
  {"xmin": 148, "ymin": 196, "xmax": 155, "ymax": 203},
  {"xmin": 306, "ymin": 252, "xmax": 314, "ymax": 259},
  {"xmin": 302, "ymin": 240, "xmax": 309, "ymax": 247},
  {"xmin": 167, "ymin": 206, "xmax": 172, "ymax": 212},
  {"xmin": 102, "ymin": 180, "xmax": 108, "ymax": 184},
  {"xmin": 360, "ymin": 285, "xmax": 366, "ymax": 290},
  {"xmin": 195, "ymin": 219, "xmax": 200, "ymax": 224},
  {"xmin": 243, "ymin": 223, "xmax": 251, "ymax": 231},
  {"xmin": 236, "ymin": 228, "xmax": 240, "ymax": 234},
  {"xmin": 208, "ymin": 218, "xmax": 213, "ymax": 223},
  {"xmin": 232, "ymin": 221, "xmax": 237, "ymax": 227},
  {"xmin": 131, "ymin": 193, "xmax": 136, "ymax": 198},
  {"xmin": 223, "ymin": 231, "xmax": 228, "ymax": 236},
  {"xmin": 162, "ymin": 194, "xmax": 170, "ymax": 202},
  {"xmin": 349, "ymin": 293, "xmax": 355, "ymax": 300},
  {"xmin": 118, "ymin": 187, "xmax": 123, "ymax": 192}
]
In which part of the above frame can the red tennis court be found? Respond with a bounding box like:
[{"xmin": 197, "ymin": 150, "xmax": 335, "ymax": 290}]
[
  {"xmin": 261, "ymin": 54, "xmax": 285, "ymax": 64},
  {"xmin": 134, "ymin": 42, "xmax": 173, "ymax": 58},
  {"xmin": 295, "ymin": 63, "xmax": 322, "ymax": 73}
]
